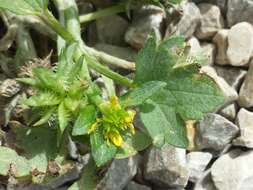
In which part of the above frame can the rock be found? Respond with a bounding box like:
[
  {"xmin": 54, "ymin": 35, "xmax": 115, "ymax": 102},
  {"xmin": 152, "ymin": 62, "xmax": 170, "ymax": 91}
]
[
  {"xmin": 124, "ymin": 181, "xmax": 151, "ymax": 190},
  {"xmin": 0, "ymin": 79, "xmax": 21, "ymax": 97},
  {"xmin": 94, "ymin": 43, "xmax": 137, "ymax": 62},
  {"xmin": 201, "ymin": 43, "xmax": 216, "ymax": 65},
  {"xmin": 192, "ymin": 0, "xmax": 227, "ymax": 14},
  {"xmin": 97, "ymin": 156, "xmax": 139, "ymax": 190},
  {"xmin": 125, "ymin": 5, "xmax": 165, "ymax": 49},
  {"xmin": 233, "ymin": 108, "xmax": 253, "ymax": 148},
  {"xmin": 194, "ymin": 170, "xmax": 217, "ymax": 190},
  {"xmin": 196, "ymin": 113, "xmax": 239, "ymax": 151},
  {"xmin": 214, "ymin": 66, "xmax": 247, "ymax": 91},
  {"xmin": 200, "ymin": 66, "xmax": 238, "ymax": 105},
  {"xmin": 227, "ymin": 22, "xmax": 253, "ymax": 67},
  {"xmin": 144, "ymin": 145, "xmax": 189, "ymax": 188},
  {"xmin": 218, "ymin": 103, "xmax": 237, "ymax": 121},
  {"xmin": 187, "ymin": 37, "xmax": 202, "ymax": 56},
  {"xmin": 213, "ymin": 30, "xmax": 229, "ymax": 65},
  {"xmin": 195, "ymin": 4, "xmax": 224, "ymax": 39},
  {"xmin": 96, "ymin": 15, "xmax": 129, "ymax": 46},
  {"xmin": 166, "ymin": 2, "xmax": 201, "ymax": 39},
  {"xmin": 211, "ymin": 149, "xmax": 253, "ymax": 190},
  {"xmin": 187, "ymin": 152, "xmax": 213, "ymax": 182},
  {"xmin": 227, "ymin": 0, "xmax": 253, "ymax": 27},
  {"xmin": 238, "ymin": 61, "xmax": 253, "ymax": 107}
]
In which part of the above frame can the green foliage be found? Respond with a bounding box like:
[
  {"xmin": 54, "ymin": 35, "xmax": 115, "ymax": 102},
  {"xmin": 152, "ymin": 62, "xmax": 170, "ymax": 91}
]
[
  {"xmin": 0, "ymin": 0, "xmax": 48, "ymax": 15},
  {"xmin": 14, "ymin": 126, "xmax": 58, "ymax": 182},
  {"xmin": 19, "ymin": 45, "xmax": 90, "ymax": 142},
  {"xmin": 0, "ymin": 146, "xmax": 31, "ymax": 178},
  {"xmin": 134, "ymin": 36, "xmax": 225, "ymax": 148},
  {"xmin": 90, "ymin": 127, "xmax": 117, "ymax": 167}
]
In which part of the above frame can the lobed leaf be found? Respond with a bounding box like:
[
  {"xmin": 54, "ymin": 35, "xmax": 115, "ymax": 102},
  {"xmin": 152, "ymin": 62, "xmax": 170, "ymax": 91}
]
[{"xmin": 135, "ymin": 36, "xmax": 224, "ymax": 148}]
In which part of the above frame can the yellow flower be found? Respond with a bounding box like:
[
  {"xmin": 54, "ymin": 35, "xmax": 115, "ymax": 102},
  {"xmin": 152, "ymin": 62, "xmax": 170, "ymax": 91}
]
[
  {"xmin": 89, "ymin": 96, "xmax": 136, "ymax": 147},
  {"xmin": 105, "ymin": 130, "xmax": 123, "ymax": 147}
]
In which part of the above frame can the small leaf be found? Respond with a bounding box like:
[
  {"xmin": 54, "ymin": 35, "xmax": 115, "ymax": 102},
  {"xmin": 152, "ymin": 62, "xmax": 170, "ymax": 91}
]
[
  {"xmin": 0, "ymin": 146, "xmax": 31, "ymax": 178},
  {"xmin": 33, "ymin": 107, "xmax": 56, "ymax": 126},
  {"xmin": 24, "ymin": 92, "xmax": 60, "ymax": 107},
  {"xmin": 58, "ymin": 102, "xmax": 70, "ymax": 135},
  {"xmin": 120, "ymin": 81, "xmax": 166, "ymax": 107},
  {"xmin": 72, "ymin": 105, "xmax": 97, "ymax": 136},
  {"xmin": 90, "ymin": 128, "xmax": 117, "ymax": 167},
  {"xmin": 0, "ymin": 0, "xmax": 48, "ymax": 15}
]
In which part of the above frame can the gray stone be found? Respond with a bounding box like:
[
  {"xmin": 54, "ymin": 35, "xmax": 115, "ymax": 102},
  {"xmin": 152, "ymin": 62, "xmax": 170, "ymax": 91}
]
[
  {"xmin": 227, "ymin": 0, "xmax": 253, "ymax": 27},
  {"xmin": 187, "ymin": 37, "xmax": 202, "ymax": 57},
  {"xmin": 200, "ymin": 66, "xmax": 238, "ymax": 105},
  {"xmin": 192, "ymin": 0, "xmax": 227, "ymax": 14},
  {"xmin": 218, "ymin": 103, "xmax": 237, "ymax": 121},
  {"xmin": 97, "ymin": 156, "xmax": 139, "ymax": 190},
  {"xmin": 214, "ymin": 66, "xmax": 247, "ymax": 91},
  {"xmin": 166, "ymin": 2, "xmax": 201, "ymax": 39},
  {"xmin": 201, "ymin": 43, "xmax": 216, "ymax": 65},
  {"xmin": 0, "ymin": 79, "xmax": 21, "ymax": 97},
  {"xmin": 194, "ymin": 170, "xmax": 217, "ymax": 190},
  {"xmin": 211, "ymin": 149, "xmax": 253, "ymax": 190},
  {"xmin": 227, "ymin": 22, "xmax": 253, "ymax": 67},
  {"xmin": 96, "ymin": 15, "xmax": 129, "ymax": 46},
  {"xmin": 233, "ymin": 108, "xmax": 253, "ymax": 148},
  {"xmin": 196, "ymin": 113, "xmax": 239, "ymax": 151},
  {"xmin": 124, "ymin": 181, "xmax": 151, "ymax": 190},
  {"xmin": 213, "ymin": 30, "xmax": 229, "ymax": 65},
  {"xmin": 238, "ymin": 61, "xmax": 253, "ymax": 107},
  {"xmin": 125, "ymin": 5, "xmax": 164, "ymax": 49},
  {"xmin": 94, "ymin": 43, "xmax": 137, "ymax": 62},
  {"xmin": 195, "ymin": 4, "xmax": 224, "ymax": 39},
  {"xmin": 187, "ymin": 152, "xmax": 213, "ymax": 182},
  {"xmin": 144, "ymin": 145, "xmax": 189, "ymax": 188}
]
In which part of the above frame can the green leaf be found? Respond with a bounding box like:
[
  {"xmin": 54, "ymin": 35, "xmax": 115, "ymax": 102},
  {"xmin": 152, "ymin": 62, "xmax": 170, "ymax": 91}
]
[
  {"xmin": 72, "ymin": 105, "xmax": 97, "ymax": 136},
  {"xmin": 67, "ymin": 157, "xmax": 97, "ymax": 190},
  {"xmin": 140, "ymin": 99, "xmax": 188, "ymax": 147},
  {"xmin": 0, "ymin": 146, "xmax": 31, "ymax": 178},
  {"xmin": 0, "ymin": 0, "xmax": 48, "ymax": 15},
  {"xmin": 115, "ymin": 135, "xmax": 137, "ymax": 159},
  {"xmin": 33, "ymin": 107, "xmax": 56, "ymax": 126},
  {"xmin": 132, "ymin": 131, "xmax": 152, "ymax": 151},
  {"xmin": 120, "ymin": 81, "xmax": 166, "ymax": 107},
  {"xmin": 14, "ymin": 127, "xmax": 58, "ymax": 177},
  {"xmin": 135, "ymin": 36, "xmax": 224, "ymax": 148},
  {"xmin": 58, "ymin": 102, "xmax": 70, "ymax": 135},
  {"xmin": 135, "ymin": 36, "xmax": 184, "ymax": 84},
  {"xmin": 24, "ymin": 92, "xmax": 60, "ymax": 107},
  {"xmin": 90, "ymin": 128, "xmax": 117, "ymax": 167}
]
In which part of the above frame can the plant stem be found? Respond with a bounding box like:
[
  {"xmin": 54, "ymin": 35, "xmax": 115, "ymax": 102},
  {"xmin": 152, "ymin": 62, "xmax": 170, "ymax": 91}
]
[
  {"xmin": 79, "ymin": 3, "xmax": 126, "ymax": 23},
  {"xmin": 41, "ymin": 10, "xmax": 76, "ymax": 43},
  {"xmin": 44, "ymin": 4, "xmax": 134, "ymax": 87},
  {"xmin": 85, "ymin": 52, "xmax": 134, "ymax": 87}
]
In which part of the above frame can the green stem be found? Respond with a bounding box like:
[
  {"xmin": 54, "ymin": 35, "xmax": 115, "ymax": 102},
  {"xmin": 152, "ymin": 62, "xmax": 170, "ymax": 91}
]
[
  {"xmin": 41, "ymin": 10, "xmax": 76, "ymax": 43},
  {"xmin": 84, "ymin": 52, "xmax": 134, "ymax": 87},
  {"xmin": 79, "ymin": 3, "xmax": 126, "ymax": 23},
  {"xmin": 43, "ymin": 6, "xmax": 134, "ymax": 87}
]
